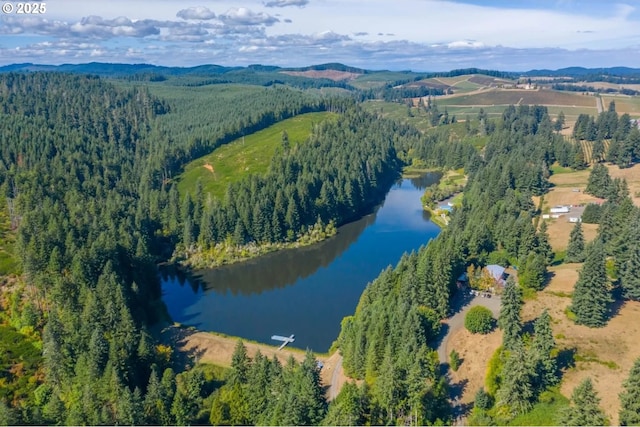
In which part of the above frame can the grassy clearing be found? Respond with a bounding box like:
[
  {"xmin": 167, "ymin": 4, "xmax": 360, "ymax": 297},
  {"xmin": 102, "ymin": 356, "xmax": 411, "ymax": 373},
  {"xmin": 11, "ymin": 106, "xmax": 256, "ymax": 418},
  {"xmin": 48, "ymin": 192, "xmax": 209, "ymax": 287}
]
[
  {"xmin": 451, "ymin": 79, "xmax": 483, "ymax": 92},
  {"xmin": 550, "ymin": 163, "xmax": 575, "ymax": 175},
  {"xmin": 361, "ymin": 100, "xmax": 432, "ymax": 131},
  {"xmin": 176, "ymin": 112, "xmax": 334, "ymax": 198}
]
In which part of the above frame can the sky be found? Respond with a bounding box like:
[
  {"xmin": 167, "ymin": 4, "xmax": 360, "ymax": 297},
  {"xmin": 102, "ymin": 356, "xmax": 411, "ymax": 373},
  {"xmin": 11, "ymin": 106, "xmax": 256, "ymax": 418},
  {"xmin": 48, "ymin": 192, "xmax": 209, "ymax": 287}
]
[{"xmin": 1, "ymin": 0, "xmax": 640, "ymax": 71}]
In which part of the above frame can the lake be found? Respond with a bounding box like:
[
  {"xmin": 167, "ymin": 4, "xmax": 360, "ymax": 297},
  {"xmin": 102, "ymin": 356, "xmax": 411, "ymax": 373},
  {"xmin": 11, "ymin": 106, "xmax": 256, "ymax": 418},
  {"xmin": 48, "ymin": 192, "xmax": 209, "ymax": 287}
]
[{"xmin": 161, "ymin": 173, "xmax": 441, "ymax": 352}]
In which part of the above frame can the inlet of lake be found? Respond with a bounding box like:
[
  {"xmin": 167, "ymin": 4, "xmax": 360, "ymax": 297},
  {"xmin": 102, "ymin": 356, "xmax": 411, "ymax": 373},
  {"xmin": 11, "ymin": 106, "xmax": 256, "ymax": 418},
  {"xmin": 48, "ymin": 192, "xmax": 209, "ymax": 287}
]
[{"xmin": 161, "ymin": 173, "xmax": 442, "ymax": 353}]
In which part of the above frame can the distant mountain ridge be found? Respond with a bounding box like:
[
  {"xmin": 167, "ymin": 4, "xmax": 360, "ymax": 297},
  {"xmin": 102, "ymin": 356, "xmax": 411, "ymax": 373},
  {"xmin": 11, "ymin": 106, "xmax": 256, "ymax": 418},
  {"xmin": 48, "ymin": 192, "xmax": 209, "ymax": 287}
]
[{"xmin": 2, "ymin": 62, "xmax": 640, "ymax": 80}]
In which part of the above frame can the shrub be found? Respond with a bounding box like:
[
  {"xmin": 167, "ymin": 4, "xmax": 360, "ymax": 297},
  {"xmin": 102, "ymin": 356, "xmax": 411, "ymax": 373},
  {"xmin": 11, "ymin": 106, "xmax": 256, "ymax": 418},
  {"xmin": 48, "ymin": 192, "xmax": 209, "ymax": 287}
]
[
  {"xmin": 465, "ymin": 306, "xmax": 495, "ymax": 334},
  {"xmin": 450, "ymin": 349, "xmax": 461, "ymax": 371}
]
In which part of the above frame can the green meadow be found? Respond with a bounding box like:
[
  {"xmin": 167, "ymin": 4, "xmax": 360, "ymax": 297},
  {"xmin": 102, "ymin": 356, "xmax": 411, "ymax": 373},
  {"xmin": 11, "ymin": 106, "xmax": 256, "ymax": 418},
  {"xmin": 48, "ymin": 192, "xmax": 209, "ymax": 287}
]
[{"xmin": 177, "ymin": 111, "xmax": 335, "ymax": 198}]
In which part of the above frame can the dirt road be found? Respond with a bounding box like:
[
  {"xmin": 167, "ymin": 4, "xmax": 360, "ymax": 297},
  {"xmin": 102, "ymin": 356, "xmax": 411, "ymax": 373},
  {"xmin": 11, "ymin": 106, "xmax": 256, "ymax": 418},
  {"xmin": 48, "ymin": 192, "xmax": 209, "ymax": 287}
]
[
  {"xmin": 435, "ymin": 291, "xmax": 502, "ymax": 425},
  {"xmin": 436, "ymin": 292, "xmax": 501, "ymax": 364}
]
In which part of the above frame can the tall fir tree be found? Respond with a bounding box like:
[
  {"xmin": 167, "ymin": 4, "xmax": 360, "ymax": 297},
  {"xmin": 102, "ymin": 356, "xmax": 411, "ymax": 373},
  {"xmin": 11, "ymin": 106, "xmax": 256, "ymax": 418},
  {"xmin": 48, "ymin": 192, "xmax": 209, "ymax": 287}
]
[
  {"xmin": 229, "ymin": 340, "xmax": 250, "ymax": 386},
  {"xmin": 620, "ymin": 214, "xmax": 640, "ymax": 301},
  {"xmin": 559, "ymin": 378, "xmax": 608, "ymax": 426},
  {"xmin": 585, "ymin": 163, "xmax": 612, "ymax": 199},
  {"xmin": 565, "ymin": 221, "xmax": 586, "ymax": 263},
  {"xmin": 531, "ymin": 310, "xmax": 559, "ymax": 390},
  {"xmin": 619, "ymin": 357, "xmax": 640, "ymax": 426},
  {"xmin": 496, "ymin": 340, "xmax": 535, "ymax": 416},
  {"xmin": 570, "ymin": 240, "xmax": 612, "ymax": 327},
  {"xmin": 537, "ymin": 220, "xmax": 554, "ymax": 265},
  {"xmin": 498, "ymin": 277, "xmax": 523, "ymax": 351}
]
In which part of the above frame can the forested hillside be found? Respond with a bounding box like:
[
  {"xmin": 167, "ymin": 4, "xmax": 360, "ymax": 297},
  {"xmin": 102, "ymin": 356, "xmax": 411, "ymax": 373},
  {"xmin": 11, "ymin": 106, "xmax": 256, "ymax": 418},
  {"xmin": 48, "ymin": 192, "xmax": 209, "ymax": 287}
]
[
  {"xmin": 0, "ymin": 71, "xmax": 445, "ymax": 424},
  {"xmin": 336, "ymin": 105, "xmax": 584, "ymax": 424},
  {"xmin": 0, "ymin": 72, "xmax": 345, "ymax": 423},
  {"xmin": 3, "ymin": 66, "xmax": 640, "ymax": 425}
]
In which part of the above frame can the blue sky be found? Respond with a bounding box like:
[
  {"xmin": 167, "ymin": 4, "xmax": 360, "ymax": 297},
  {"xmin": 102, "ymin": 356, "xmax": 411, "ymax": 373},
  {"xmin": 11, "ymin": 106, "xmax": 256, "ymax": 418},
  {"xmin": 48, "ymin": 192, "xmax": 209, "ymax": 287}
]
[{"xmin": 1, "ymin": 0, "xmax": 640, "ymax": 71}]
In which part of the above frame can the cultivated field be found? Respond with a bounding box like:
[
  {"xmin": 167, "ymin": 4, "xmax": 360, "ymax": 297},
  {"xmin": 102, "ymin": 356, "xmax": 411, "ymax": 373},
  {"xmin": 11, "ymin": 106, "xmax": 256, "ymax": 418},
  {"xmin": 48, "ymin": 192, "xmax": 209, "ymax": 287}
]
[
  {"xmin": 601, "ymin": 94, "xmax": 640, "ymax": 117},
  {"xmin": 176, "ymin": 112, "xmax": 334, "ymax": 198},
  {"xmin": 437, "ymin": 88, "xmax": 597, "ymax": 107}
]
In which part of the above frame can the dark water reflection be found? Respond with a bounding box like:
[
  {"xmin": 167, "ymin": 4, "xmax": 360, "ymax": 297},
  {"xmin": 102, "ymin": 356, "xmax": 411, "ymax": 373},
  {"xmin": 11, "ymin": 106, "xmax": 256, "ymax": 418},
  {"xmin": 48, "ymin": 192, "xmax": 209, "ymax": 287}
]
[{"xmin": 161, "ymin": 173, "xmax": 441, "ymax": 352}]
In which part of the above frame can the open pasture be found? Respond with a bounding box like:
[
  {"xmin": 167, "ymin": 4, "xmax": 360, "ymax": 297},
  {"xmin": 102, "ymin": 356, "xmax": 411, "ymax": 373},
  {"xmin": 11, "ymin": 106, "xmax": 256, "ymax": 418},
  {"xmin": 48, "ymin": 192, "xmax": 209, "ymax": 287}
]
[{"xmin": 176, "ymin": 112, "xmax": 334, "ymax": 198}]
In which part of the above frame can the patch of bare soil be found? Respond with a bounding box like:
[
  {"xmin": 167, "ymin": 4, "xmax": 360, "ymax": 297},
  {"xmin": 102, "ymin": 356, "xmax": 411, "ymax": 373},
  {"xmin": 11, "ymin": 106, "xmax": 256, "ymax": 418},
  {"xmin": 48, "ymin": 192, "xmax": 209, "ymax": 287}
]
[
  {"xmin": 280, "ymin": 70, "xmax": 361, "ymax": 81},
  {"xmin": 547, "ymin": 219, "xmax": 598, "ymax": 252},
  {"xmin": 447, "ymin": 328, "xmax": 502, "ymax": 405},
  {"xmin": 521, "ymin": 265, "xmax": 640, "ymax": 425},
  {"xmin": 203, "ymin": 163, "xmax": 214, "ymax": 173}
]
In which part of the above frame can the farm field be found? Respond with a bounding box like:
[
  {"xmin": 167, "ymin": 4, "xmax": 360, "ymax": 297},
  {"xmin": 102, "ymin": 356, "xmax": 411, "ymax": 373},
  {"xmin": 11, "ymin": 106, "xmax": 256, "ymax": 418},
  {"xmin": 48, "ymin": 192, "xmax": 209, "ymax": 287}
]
[
  {"xmin": 436, "ymin": 88, "xmax": 597, "ymax": 107},
  {"xmin": 601, "ymin": 94, "xmax": 640, "ymax": 117},
  {"xmin": 176, "ymin": 112, "xmax": 334, "ymax": 198}
]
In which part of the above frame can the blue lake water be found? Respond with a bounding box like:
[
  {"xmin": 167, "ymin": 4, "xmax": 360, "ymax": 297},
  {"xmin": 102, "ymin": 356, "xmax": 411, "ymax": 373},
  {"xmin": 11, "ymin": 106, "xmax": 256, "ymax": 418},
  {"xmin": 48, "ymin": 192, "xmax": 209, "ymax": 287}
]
[{"xmin": 161, "ymin": 173, "xmax": 441, "ymax": 352}]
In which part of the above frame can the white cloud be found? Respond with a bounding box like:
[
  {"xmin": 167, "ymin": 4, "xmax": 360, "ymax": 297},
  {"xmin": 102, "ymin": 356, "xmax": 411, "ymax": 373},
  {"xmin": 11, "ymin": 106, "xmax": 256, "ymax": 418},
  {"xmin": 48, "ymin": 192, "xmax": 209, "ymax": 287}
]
[
  {"xmin": 447, "ymin": 40, "xmax": 485, "ymax": 49},
  {"xmin": 177, "ymin": 6, "xmax": 216, "ymax": 20},
  {"xmin": 264, "ymin": 0, "xmax": 309, "ymax": 7},
  {"xmin": 220, "ymin": 7, "xmax": 279, "ymax": 26}
]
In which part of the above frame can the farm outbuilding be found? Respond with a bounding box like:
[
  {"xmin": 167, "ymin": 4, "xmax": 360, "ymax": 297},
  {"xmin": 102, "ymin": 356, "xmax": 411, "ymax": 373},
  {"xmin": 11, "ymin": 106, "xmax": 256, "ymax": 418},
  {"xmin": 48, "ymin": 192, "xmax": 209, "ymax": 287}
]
[{"xmin": 550, "ymin": 205, "xmax": 570, "ymax": 213}]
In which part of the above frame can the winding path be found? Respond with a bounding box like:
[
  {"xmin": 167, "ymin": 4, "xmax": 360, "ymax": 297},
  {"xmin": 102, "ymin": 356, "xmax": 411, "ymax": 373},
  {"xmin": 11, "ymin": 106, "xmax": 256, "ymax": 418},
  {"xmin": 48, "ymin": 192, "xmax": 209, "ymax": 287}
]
[
  {"xmin": 435, "ymin": 291, "xmax": 502, "ymax": 425},
  {"xmin": 436, "ymin": 292, "xmax": 501, "ymax": 364},
  {"xmin": 327, "ymin": 354, "xmax": 344, "ymax": 400}
]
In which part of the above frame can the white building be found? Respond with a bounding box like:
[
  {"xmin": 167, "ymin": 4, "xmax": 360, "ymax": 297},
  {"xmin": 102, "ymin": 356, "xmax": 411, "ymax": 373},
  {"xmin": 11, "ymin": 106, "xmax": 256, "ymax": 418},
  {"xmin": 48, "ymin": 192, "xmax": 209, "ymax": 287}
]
[{"xmin": 550, "ymin": 206, "xmax": 570, "ymax": 214}]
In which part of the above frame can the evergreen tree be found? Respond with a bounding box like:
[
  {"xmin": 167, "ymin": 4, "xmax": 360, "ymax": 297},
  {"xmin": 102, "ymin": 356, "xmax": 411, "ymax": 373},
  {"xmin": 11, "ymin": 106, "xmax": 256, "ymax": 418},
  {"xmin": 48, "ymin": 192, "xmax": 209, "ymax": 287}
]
[
  {"xmin": 519, "ymin": 251, "xmax": 547, "ymax": 291},
  {"xmin": 585, "ymin": 163, "xmax": 612, "ymax": 199},
  {"xmin": 496, "ymin": 341, "xmax": 535, "ymax": 416},
  {"xmin": 620, "ymin": 215, "xmax": 640, "ymax": 301},
  {"xmin": 537, "ymin": 220, "xmax": 554, "ymax": 265},
  {"xmin": 592, "ymin": 139, "xmax": 605, "ymax": 163},
  {"xmin": 498, "ymin": 278, "xmax": 523, "ymax": 351},
  {"xmin": 229, "ymin": 340, "xmax": 250, "ymax": 386},
  {"xmin": 566, "ymin": 221, "xmax": 586, "ymax": 263},
  {"xmin": 323, "ymin": 382, "xmax": 365, "ymax": 426},
  {"xmin": 619, "ymin": 357, "xmax": 640, "ymax": 426},
  {"xmin": 559, "ymin": 378, "xmax": 608, "ymax": 426},
  {"xmin": 531, "ymin": 310, "xmax": 558, "ymax": 390},
  {"xmin": 570, "ymin": 240, "xmax": 612, "ymax": 327},
  {"xmin": 554, "ymin": 111, "xmax": 565, "ymax": 133}
]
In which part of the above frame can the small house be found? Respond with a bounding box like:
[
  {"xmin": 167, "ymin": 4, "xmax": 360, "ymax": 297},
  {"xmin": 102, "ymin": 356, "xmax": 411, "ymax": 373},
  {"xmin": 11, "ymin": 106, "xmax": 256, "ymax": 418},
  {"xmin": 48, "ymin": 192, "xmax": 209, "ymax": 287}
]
[
  {"xmin": 485, "ymin": 264, "xmax": 508, "ymax": 286},
  {"xmin": 569, "ymin": 217, "xmax": 582, "ymax": 223},
  {"xmin": 550, "ymin": 205, "xmax": 570, "ymax": 214}
]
